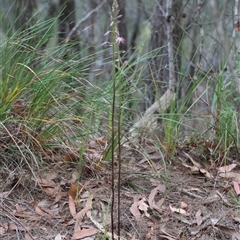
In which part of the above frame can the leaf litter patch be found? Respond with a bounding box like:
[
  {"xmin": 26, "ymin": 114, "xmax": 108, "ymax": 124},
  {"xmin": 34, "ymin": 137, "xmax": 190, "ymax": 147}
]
[{"xmin": 1, "ymin": 137, "xmax": 240, "ymax": 239}]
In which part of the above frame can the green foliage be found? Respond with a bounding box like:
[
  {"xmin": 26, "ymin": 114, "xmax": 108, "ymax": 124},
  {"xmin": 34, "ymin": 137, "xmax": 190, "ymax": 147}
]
[
  {"xmin": 212, "ymin": 68, "xmax": 240, "ymax": 151},
  {"xmin": 159, "ymin": 73, "xmax": 206, "ymax": 155},
  {"xmin": 0, "ymin": 17, "xmax": 86, "ymax": 160}
]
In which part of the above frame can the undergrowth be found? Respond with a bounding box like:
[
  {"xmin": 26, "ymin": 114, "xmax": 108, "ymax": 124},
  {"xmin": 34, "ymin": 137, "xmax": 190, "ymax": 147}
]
[
  {"xmin": 0, "ymin": 18, "xmax": 90, "ymax": 167},
  {"xmin": 1, "ymin": 15, "xmax": 240, "ymax": 172}
]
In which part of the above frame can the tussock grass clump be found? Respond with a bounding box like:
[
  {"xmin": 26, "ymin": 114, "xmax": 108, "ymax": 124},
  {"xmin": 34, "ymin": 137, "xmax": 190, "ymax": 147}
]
[{"xmin": 0, "ymin": 20, "xmax": 88, "ymax": 168}]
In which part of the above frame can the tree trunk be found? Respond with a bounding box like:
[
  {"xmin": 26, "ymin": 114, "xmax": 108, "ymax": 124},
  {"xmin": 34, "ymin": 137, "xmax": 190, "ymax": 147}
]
[
  {"xmin": 14, "ymin": 0, "xmax": 56, "ymax": 50},
  {"xmin": 14, "ymin": 0, "xmax": 39, "ymax": 46},
  {"xmin": 15, "ymin": 0, "xmax": 37, "ymax": 31},
  {"xmin": 58, "ymin": 0, "xmax": 80, "ymax": 53},
  {"xmin": 130, "ymin": 0, "xmax": 141, "ymax": 55},
  {"xmin": 147, "ymin": 0, "xmax": 183, "ymax": 105}
]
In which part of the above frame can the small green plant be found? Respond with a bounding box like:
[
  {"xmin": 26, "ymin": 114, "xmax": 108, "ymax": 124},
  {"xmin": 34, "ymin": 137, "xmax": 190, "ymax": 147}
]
[
  {"xmin": 160, "ymin": 73, "xmax": 206, "ymax": 155},
  {"xmin": 212, "ymin": 68, "xmax": 239, "ymax": 152}
]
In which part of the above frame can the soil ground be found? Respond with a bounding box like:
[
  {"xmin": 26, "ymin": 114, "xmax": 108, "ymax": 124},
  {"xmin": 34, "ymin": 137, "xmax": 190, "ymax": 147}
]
[{"xmin": 1, "ymin": 134, "xmax": 240, "ymax": 240}]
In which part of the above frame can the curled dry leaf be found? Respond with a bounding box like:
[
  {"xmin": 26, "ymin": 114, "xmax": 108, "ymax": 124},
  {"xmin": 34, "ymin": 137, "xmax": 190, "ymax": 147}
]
[
  {"xmin": 181, "ymin": 162, "xmax": 199, "ymax": 173},
  {"xmin": 145, "ymin": 226, "xmax": 154, "ymax": 239},
  {"xmin": 183, "ymin": 152, "xmax": 213, "ymax": 179},
  {"xmin": 138, "ymin": 198, "xmax": 150, "ymax": 218},
  {"xmin": 169, "ymin": 204, "xmax": 187, "ymax": 216},
  {"xmin": 34, "ymin": 202, "xmax": 52, "ymax": 218},
  {"xmin": 130, "ymin": 196, "xmax": 141, "ymax": 221},
  {"xmin": 184, "ymin": 152, "xmax": 202, "ymax": 169},
  {"xmin": 148, "ymin": 184, "xmax": 165, "ymax": 212},
  {"xmin": 69, "ymin": 195, "xmax": 76, "ymax": 218},
  {"xmin": 69, "ymin": 183, "xmax": 83, "ymax": 200},
  {"xmin": 199, "ymin": 168, "xmax": 213, "ymax": 179}
]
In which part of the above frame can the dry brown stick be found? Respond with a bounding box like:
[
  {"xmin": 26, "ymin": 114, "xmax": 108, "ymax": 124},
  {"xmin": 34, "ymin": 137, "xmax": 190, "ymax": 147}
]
[{"xmin": 0, "ymin": 206, "xmax": 35, "ymax": 239}]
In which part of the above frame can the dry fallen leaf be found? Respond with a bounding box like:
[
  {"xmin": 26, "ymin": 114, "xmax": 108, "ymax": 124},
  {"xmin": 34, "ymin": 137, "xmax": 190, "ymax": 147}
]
[
  {"xmin": 148, "ymin": 185, "xmax": 165, "ymax": 213},
  {"xmin": 231, "ymin": 215, "xmax": 240, "ymax": 223},
  {"xmin": 219, "ymin": 172, "xmax": 240, "ymax": 183},
  {"xmin": 233, "ymin": 181, "xmax": 240, "ymax": 195},
  {"xmin": 184, "ymin": 152, "xmax": 202, "ymax": 169},
  {"xmin": 145, "ymin": 226, "xmax": 154, "ymax": 239},
  {"xmin": 138, "ymin": 198, "xmax": 150, "ymax": 218},
  {"xmin": 33, "ymin": 177, "xmax": 55, "ymax": 188},
  {"xmin": 46, "ymin": 168, "xmax": 59, "ymax": 181},
  {"xmin": 72, "ymin": 228, "xmax": 98, "ymax": 239},
  {"xmin": 69, "ymin": 195, "xmax": 76, "ymax": 218},
  {"xmin": 64, "ymin": 153, "xmax": 78, "ymax": 162},
  {"xmin": 74, "ymin": 194, "xmax": 93, "ymax": 220},
  {"xmin": 181, "ymin": 162, "xmax": 199, "ymax": 173},
  {"xmin": 25, "ymin": 233, "xmax": 32, "ymax": 240},
  {"xmin": 43, "ymin": 187, "xmax": 67, "ymax": 198},
  {"xmin": 69, "ymin": 183, "xmax": 83, "ymax": 200},
  {"xmin": 130, "ymin": 196, "xmax": 141, "ymax": 221},
  {"xmin": 169, "ymin": 205, "xmax": 187, "ymax": 216},
  {"xmin": 195, "ymin": 209, "xmax": 202, "ymax": 226},
  {"xmin": 34, "ymin": 202, "xmax": 52, "ymax": 218},
  {"xmin": 15, "ymin": 204, "xmax": 27, "ymax": 213},
  {"xmin": 218, "ymin": 164, "xmax": 237, "ymax": 173},
  {"xmin": 199, "ymin": 168, "xmax": 213, "ymax": 179},
  {"xmin": 148, "ymin": 185, "xmax": 165, "ymax": 207}
]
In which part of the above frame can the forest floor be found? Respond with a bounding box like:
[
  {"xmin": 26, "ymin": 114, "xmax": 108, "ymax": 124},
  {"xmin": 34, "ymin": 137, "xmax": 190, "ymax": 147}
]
[
  {"xmin": 1, "ymin": 80, "xmax": 240, "ymax": 240},
  {"xmin": 1, "ymin": 132, "xmax": 240, "ymax": 240}
]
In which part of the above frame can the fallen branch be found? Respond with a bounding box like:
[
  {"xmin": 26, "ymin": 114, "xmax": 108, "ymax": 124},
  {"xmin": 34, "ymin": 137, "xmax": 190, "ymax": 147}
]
[
  {"xmin": 65, "ymin": 0, "xmax": 107, "ymax": 43},
  {"xmin": 129, "ymin": 88, "xmax": 174, "ymax": 137}
]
